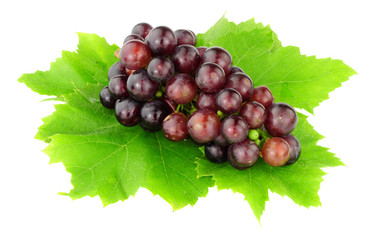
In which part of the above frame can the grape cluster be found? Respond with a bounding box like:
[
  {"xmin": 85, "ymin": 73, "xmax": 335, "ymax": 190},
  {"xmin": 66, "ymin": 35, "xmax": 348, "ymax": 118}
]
[{"xmin": 100, "ymin": 22, "xmax": 301, "ymax": 170}]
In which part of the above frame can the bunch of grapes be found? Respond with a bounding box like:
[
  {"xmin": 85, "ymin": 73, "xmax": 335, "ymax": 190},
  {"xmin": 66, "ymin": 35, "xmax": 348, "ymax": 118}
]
[{"xmin": 100, "ymin": 22, "xmax": 301, "ymax": 170}]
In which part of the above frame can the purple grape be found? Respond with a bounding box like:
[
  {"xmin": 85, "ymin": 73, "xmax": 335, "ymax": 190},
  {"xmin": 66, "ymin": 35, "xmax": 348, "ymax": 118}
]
[
  {"xmin": 119, "ymin": 40, "xmax": 151, "ymax": 70},
  {"xmin": 108, "ymin": 75, "xmax": 129, "ymax": 99},
  {"xmin": 160, "ymin": 96, "xmax": 177, "ymax": 112},
  {"xmin": 213, "ymin": 133, "xmax": 229, "ymax": 147},
  {"xmin": 228, "ymin": 66, "xmax": 244, "ymax": 75},
  {"xmin": 239, "ymin": 101, "xmax": 267, "ymax": 129},
  {"xmin": 216, "ymin": 88, "xmax": 242, "ymax": 114},
  {"xmin": 264, "ymin": 103, "xmax": 298, "ymax": 137},
  {"xmin": 205, "ymin": 142, "xmax": 228, "ymax": 163},
  {"xmin": 196, "ymin": 92, "xmax": 218, "ymax": 112},
  {"xmin": 196, "ymin": 46, "xmax": 207, "ymax": 57},
  {"xmin": 171, "ymin": 45, "xmax": 200, "ymax": 74},
  {"xmin": 188, "ymin": 30, "xmax": 197, "ymax": 46},
  {"xmin": 262, "ymin": 137, "xmax": 291, "ymax": 166},
  {"xmin": 115, "ymin": 97, "xmax": 143, "ymax": 126},
  {"xmin": 201, "ymin": 46, "xmax": 232, "ymax": 75},
  {"xmin": 147, "ymin": 56, "xmax": 174, "ymax": 83},
  {"xmin": 221, "ymin": 115, "xmax": 249, "ymax": 144},
  {"xmin": 145, "ymin": 26, "xmax": 177, "ymax": 56},
  {"xmin": 131, "ymin": 22, "xmax": 153, "ymax": 39},
  {"xmin": 175, "ymin": 29, "xmax": 196, "ymax": 46},
  {"xmin": 126, "ymin": 69, "xmax": 159, "ymax": 101},
  {"xmin": 123, "ymin": 34, "xmax": 144, "ymax": 45},
  {"xmin": 108, "ymin": 61, "xmax": 126, "ymax": 80},
  {"xmin": 187, "ymin": 109, "xmax": 221, "ymax": 144},
  {"xmin": 228, "ymin": 139, "xmax": 259, "ymax": 170},
  {"xmin": 100, "ymin": 86, "xmax": 117, "ymax": 109},
  {"xmin": 166, "ymin": 73, "xmax": 197, "ymax": 104},
  {"xmin": 162, "ymin": 112, "xmax": 189, "ymax": 142},
  {"xmin": 195, "ymin": 62, "xmax": 226, "ymax": 92},
  {"xmin": 140, "ymin": 99, "xmax": 170, "ymax": 131},
  {"xmin": 250, "ymin": 86, "xmax": 274, "ymax": 109},
  {"xmin": 282, "ymin": 135, "xmax": 301, "ymax": 165},
  {"xmin": 224, "ymin": 72, "xmax": 254, "ymax": 102}
]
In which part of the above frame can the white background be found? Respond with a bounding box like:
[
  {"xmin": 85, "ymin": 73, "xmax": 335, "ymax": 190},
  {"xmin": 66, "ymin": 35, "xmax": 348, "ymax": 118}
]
[{"xmin": 1, "ymin": 0, "xmax": 374, "ymax": 239}]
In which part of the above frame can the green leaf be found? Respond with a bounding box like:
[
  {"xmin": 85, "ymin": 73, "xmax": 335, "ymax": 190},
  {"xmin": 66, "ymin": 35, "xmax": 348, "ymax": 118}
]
[
  {"xmin": 19, "ymin": 17, "xmax": 355, "ymax": 220},
  {"xmin": 195, "ymin": 17, "xmax": 354, "ymax": 220},
  {"xmin": 21, "ymin": 33, "xmax": 214, "ymax": 210},
  {"xmin": 198, "ymin": 17, "xmax": 356, "ymax": 113},
  {"xmin": 196, "ymin": 113, "xmax": 343, "ymax": 220}
]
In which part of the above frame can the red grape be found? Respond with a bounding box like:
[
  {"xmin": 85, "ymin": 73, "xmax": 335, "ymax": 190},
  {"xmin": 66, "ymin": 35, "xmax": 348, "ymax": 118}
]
[
  {"xmin": 239, "ymin": 101, "xmax": 267, "ymax": 129},
  {"xmin": 187, "ymin": 109, "xmax": 221, "ymax": 144},
  {"xmin": 264, "ymin": 102, "xmax": 298, "ymax": 137},
  {"xmin": 250, "ymin": 85, "xmax": 274, "ymax": 109},
  {"xmin": 162, "ymin": 112, "xmax": 189, "ymax": 142},
  {"xmin": 171, "ymin": 45, "xmax": 200, "ymax": 74},
  {"xmin": 224, "ymin": 72, "xmax": 253, "ymax": 101},
  {"xmin": 216, "ymin": 88, "xmax": 242, "ymax": 114},
  {"xmin": 166, "ymin": 73, "xmax": 197, "ymax": 104},
  {"xmin": 262, "ymin": 137, "xmax": 291, "ymax": 166},
  {"xmin": 131, "ymin": 22, "xmax": 153, "ymax": 39},
  {"xmin": 282, "ymin": 135, "xmax": 301, "ymax": 165},
  {"xmin": 119, "ymin": 40, "xmax": 151, "ymax": 70},
  {"xmin": 201, "ymin": 46, "xmax": 232, "ymax": 75},
  {"xmin": 221, "ymin": 115, "xmax": 249, "ymax": 144},
  {"xmin": 228, "ymin": 139, "xmax": 259, "ymax": 170}
]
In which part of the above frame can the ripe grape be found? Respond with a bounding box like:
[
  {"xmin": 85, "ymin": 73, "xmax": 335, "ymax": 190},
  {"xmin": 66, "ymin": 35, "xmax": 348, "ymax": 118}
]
[
  {"xmin": 250, "ymin": 85, "xmax": 274, "ymax": 109},
  {"xmin": 147, "ymin": 56, "xmax": 174, "ymax": 83},
  {"xmin": 221, "ymin": 115, "xmax": 249, "ymax": 144},
  {"xmin": 196, "ymin": 46, "xmax": 207, "ymax": 57},
  {"xmin": 131, "ymin": 22, "xmax": 153, "ymax": 38},
  {"xmin": 166, "ymin": 73, "xmax": 197, "ymax": 104},
  {"xmin": 228, "ymin": 66, "xmax": 244, "ymax": 75},
  {"xmin": 119, "ymin": 40, "xmax": 151, "ymax": 70},
  {"xmin": 205, "ymin": 142, "xmax": 228, "ymax": 163},
  {"xmin": 262, "ymin": 137, "xmax": 291, "ymax": 166},
  {"xmin": 123, "ymin": 34, "xmax": 144, "ymax": 45},
  {"xmin": 145, "ymin": 26, "xmax": 177, "ymax": 56},
  {"xmin": 108, "ymin": 61, "xmax": 126, "ymax": 80},
  {"xmin": 195, "ymin": 62, "xmax": 226, "ymax": 92},
  {"xmin": 224, "ymin": 73, "xmax": 254, "ymax": 101},
  {"xmin": 162, "ymin": 112, "xmax": 189, "ymax": 141},
  {"xmin": 127, "ymin": 69, "xmax": 159, "ymax": 101},
  {"xmin": 140, "ymin": 99, "xmax": 170, "ymax": 131},
  {"xmin": 187, "ymin": 109, "xmax": 221, "ymax": 144},
  {"xmin": 171, "ymin": 45, "xmax": 200, "ymax": 74},
  {"xmin": 282, "ymin": 135, "xmax": 301, "ymax": 165},
  {"xmin": 196, "ymin": 92, "xmax": 218, "ymax": 112},
  {"xmin": 201, "ymin": 46, "xmax": 233, "ymax": 75},
  {"xmin": 240, "ymin": 101, "xmax": 267, "ymax": 129},
  {"xmin": 228, "ymin": 139, "xmax": 259, "ymax": 170},
  {"xmin": 175, "ymin": 29, "xmax": 196, "ymax": 46},
  {"xmin": 213, "ymin": 133, "xmax": 229, "ymax": 146},
  {"xmin": 188, "ymin": 30, "xmax": 197, "ymax": 46},
  {"xmin": 160, "ymin": 96, "xmax": 177, "ymax": 112},
  {"xmin": 264, "ymin": 102, "xmax": 298, "ymax": 137},
  {"xmin": 216, "ymin": 88, "xmax": 242, "ymax": 114},
  {"xmin": 115, "ymin": 97, "xmax": 143, "ymax": 126},
  {"xmin": 108, "ymin": 75, "xmax": 129, "ymax": 99},
  {"xmin": 100, "ymin": 86, "xmax": 117, "ymax": 109}
]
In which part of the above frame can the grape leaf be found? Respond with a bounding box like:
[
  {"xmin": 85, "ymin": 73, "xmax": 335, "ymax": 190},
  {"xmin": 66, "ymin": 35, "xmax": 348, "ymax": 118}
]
[
  {"xmin": 20, "ymin": 34, "xmax": 214, "ymax": 210},
  {"xmin": 198, "ymin": 17, "xmax": 356, "ymax": 113},
  {"xmin": 19, "ymin": 17, "xmax": 355, "ymax": 219},
  {"xmin": 196, "ymin": 113, "xmax": 343, "ymax": 220},
  {"xmin": 195, "ymin": 17, "xmax": 354, "ymax": 220}
]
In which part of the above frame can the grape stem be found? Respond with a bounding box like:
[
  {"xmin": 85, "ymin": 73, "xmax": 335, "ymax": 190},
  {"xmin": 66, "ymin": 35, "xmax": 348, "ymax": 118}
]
[{"xmin": 257, "ymin": 128, "xmax": 271, "ymax": 140}]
